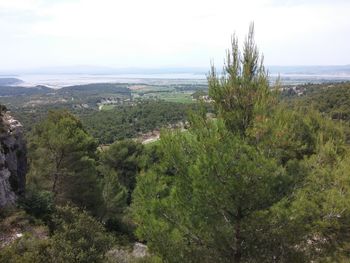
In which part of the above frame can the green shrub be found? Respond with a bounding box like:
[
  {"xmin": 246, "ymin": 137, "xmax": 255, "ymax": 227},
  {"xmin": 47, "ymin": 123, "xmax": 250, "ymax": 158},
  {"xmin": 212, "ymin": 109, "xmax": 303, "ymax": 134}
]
[
  {"xmin": 0, "ymin": 235, "xmax": 50, "ymax": 263},
  {"xmin": 20, "ymin": 187, "xmax": 54, "ymax": 222},
  {"xmin": 49, "ymin": 205, "xmax": 114, "ymax": 263}
]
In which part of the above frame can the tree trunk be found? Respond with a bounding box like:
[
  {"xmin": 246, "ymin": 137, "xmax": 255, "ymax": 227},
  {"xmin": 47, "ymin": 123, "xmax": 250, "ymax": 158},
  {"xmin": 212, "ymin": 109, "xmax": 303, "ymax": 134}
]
[
  {"xmin": 52, "ymin": 172, "xmax": 59, "ymax": 196},
  {"xmin": 233, "ymin": 207, "xmax": 242, "ymax": 262},
  {"xmin": 52, "ymin": 152, "xmax": 64, "ymax": 197}
]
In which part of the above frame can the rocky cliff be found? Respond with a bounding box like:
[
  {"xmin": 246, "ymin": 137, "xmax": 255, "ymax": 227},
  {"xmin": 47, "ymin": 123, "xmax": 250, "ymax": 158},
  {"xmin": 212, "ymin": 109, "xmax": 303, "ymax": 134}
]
[{"xmin": 0, "ymin": 110, "xmax": 27, "ymax": 209}]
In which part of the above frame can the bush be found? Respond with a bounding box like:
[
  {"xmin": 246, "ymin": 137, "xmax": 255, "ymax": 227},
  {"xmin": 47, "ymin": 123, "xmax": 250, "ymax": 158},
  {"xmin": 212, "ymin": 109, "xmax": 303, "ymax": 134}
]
[
  {"xmin": 49, "ymin": 205, "xmax": 114, "ymax": 263},
  {"xmin": 105, "ymin": 216, "xmax": 136, "ymax": 244},
  {"xmin": 0, "ymin": 235, "xmax": 51, "ymax": 263},
  {"xmin": 20, "ymin": 187, "xmax": 54, "ymax": 222}
]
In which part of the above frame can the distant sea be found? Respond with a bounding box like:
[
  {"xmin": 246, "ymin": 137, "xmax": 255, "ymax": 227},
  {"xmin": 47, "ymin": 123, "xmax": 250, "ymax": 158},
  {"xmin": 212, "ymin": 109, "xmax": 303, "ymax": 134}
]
[
  {"xmin": 2, "ymin": 72, "xmax": 350, "ymax": 89},
  {"xmin": 14, "ymin": 74, "xmax": 209, "ymax": 89}
]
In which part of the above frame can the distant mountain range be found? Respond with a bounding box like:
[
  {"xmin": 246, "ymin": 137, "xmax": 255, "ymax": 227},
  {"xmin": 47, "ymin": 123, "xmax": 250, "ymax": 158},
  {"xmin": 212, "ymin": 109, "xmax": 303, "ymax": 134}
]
[
  {"xmin": 0, "ymin": 78, "xmax": 23, "ymax": 85},
  {"xmin": 268, "ymin": 65, "xmax": 350, "ymax": 75},
  {"xmin": 1, "ymin": 65, "xmax": 350, "ymax": 76},
  {"xmin": 0, "ymin": 65, "xmax": 350, "ymax": 89}
]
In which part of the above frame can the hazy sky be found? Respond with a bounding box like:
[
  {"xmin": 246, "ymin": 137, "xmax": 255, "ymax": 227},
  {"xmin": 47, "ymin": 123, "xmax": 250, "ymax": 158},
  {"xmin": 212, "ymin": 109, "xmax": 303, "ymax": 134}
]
[{"xmin": 0, "ymin": 0, "xmax": 349, "ymax": 71}]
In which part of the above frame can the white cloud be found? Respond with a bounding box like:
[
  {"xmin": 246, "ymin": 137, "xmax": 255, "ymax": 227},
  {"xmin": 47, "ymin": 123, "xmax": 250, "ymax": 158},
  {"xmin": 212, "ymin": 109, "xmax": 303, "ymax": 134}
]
[{"xmin": 0, "ymin": 0, "xmax": 349, "ymax": 70}]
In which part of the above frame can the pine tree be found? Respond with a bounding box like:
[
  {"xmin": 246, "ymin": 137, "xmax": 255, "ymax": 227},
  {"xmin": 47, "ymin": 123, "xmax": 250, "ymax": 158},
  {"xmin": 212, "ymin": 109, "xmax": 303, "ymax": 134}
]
[
  {"xmin": 208, "ymin": 23, "xmax": 273, "ymax": 136},
  {"xmin": 132, "ymin": 25, "xmax": 287, "ymax": 262},
  {"xmin": 28, "ymin": 110, "xmax": 102, "ymax": 214}
]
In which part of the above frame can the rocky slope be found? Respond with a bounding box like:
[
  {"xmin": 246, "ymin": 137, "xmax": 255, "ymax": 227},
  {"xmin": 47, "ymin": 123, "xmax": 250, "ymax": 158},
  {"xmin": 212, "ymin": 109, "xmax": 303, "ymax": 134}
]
[{"xmin": 0, "ymin": 110, "xmax": 27, "ymax": 208}]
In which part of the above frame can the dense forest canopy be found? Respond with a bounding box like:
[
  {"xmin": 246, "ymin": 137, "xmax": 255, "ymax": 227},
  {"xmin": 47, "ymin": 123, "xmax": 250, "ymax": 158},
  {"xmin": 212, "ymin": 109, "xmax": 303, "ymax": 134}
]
[
  {"xmin": 1, "ymin": 24, "xmax": 350, "ymax": 263},
  {"xmin": 285, "ymin": 82, "xmax": 350, "ymax": 121}
]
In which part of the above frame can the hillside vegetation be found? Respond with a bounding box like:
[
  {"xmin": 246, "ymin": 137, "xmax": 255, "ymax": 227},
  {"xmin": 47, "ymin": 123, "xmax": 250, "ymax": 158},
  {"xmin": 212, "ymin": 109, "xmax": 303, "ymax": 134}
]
[
  {"xmin": 1, "ymin": 25, "xmax": 350, "ymax": 263},
  {"xmin": 285, "ymin": 82, "xmax": 350, "ymax": 121}
]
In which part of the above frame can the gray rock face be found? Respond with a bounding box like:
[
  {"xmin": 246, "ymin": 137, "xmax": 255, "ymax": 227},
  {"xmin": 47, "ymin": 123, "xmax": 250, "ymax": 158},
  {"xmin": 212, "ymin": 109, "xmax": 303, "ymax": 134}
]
[
  {"xmin": 0, "ymin": 113, "xmax": 27, "ymax": 208},
  {"xmin": 132, "ymin": 242, "xmax": 148, "ymax": 258}
]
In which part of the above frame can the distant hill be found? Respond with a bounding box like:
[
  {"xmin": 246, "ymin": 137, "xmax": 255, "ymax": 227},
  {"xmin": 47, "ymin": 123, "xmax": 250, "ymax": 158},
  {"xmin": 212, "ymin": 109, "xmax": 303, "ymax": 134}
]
[
  {"xmin": 58, "ymin": 83, "xmax": 131, "ymax": 95},
  {"xmin": 0, "ymin": 85, "xmax": 52, "ymax": 97},
  {"xmin": 3, "ymin": 65, "xmax": 350, "ymax": 76},
  {"xmin": 268, "ymin": 65, "xmax": 350, "ymax": 75},
  {"xmin": 0, "ymin": 83, "xmax": 132, "ymax": 97},
  {"xmin": 0, "ymin": 78, "xmax": 23, "ymax": 86}
]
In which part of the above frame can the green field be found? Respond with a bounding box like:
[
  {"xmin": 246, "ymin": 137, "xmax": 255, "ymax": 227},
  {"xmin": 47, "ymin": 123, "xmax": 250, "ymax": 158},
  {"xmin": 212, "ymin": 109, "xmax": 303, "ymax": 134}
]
[
  {"xmin": 159, "ymin": 92, "xmax": 194, "ymax": 103},
  {"xmin": 100, "ymin": 104, "xmax": 116, "ymax": 110},
  {"xmin": 137, "ymin": 91, "xmax": 194, "ymax": 104}
]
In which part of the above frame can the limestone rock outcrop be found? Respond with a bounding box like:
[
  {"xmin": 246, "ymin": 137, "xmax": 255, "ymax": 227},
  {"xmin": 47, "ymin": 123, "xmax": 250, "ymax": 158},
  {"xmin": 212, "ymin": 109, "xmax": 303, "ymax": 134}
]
[{"xmin": 0, "ymin": 112, "xmax": 27, "ymax": 208}]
